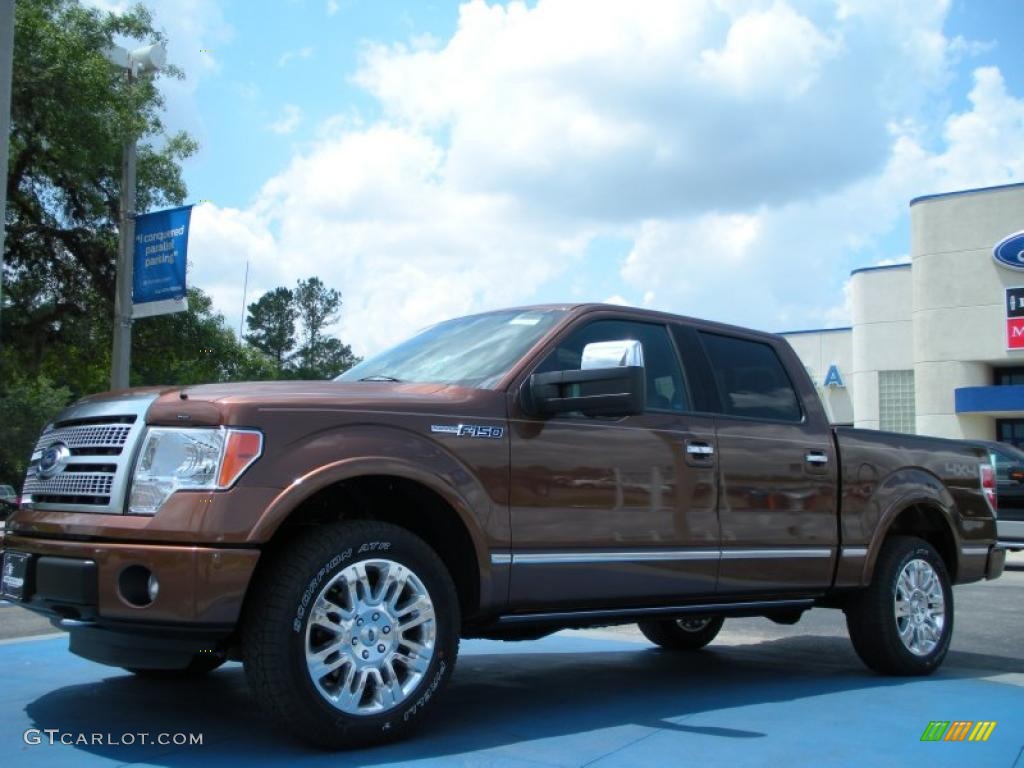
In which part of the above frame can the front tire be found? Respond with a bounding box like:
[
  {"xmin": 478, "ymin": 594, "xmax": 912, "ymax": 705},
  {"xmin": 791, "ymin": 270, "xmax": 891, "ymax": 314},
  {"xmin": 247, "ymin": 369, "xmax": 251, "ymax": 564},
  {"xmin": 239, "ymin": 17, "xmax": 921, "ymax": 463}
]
[
  {"xmin": 638, "ymin": 616, "xmax": 724, "ymax": 650},
  {"xmin": 242, "ymin": 521, "xmax": 460, "ymax": 749},
  {"xmin": 845, "ymin": 535, "xmax": 953, "ymax": 676}
]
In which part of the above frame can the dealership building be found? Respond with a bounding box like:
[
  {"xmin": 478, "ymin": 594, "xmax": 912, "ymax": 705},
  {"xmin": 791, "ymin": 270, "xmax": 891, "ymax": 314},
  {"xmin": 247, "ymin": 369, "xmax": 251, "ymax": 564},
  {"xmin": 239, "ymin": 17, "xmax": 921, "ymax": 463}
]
[{"xmin": 782, "ymin": 181, "xmax": 1024, "ymax": 445}]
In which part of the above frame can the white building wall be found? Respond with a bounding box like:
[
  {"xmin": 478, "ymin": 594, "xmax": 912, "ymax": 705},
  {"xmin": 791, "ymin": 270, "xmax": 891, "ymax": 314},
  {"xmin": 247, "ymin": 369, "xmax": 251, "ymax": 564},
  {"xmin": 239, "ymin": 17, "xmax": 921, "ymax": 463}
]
[
  {"xmin": 783, "ymin": 182, "xmax": 1024, "ymax": 441},
  {"xmin": 911, "ymin": 184, "xmax": 1024, "ymax": 439},
  {"xmin": 781, "ymin": 330, "xmax": 853, "ymax": 424},
  {"xmin": 850, "ymin": 266, "xmax": 914, "ymax": 431}
]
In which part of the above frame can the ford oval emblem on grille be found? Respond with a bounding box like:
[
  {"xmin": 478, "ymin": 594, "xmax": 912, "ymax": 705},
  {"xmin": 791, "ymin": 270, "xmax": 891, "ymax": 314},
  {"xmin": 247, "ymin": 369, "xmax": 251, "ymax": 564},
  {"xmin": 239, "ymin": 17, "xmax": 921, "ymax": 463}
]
[
  {"xmin": 993, "ymin": 231, "xmax": 1024, "ymax": 271},
  {"xmin": 37, "ymin": 442, "xmax": 71, "ymax": 479}
]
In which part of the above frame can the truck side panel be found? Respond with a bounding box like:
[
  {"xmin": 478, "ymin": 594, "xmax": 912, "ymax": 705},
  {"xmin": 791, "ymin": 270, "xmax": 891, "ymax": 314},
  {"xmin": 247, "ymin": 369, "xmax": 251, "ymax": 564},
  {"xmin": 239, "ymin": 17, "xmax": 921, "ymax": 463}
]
[{"xmin": 833, "ymin": 427, "xmax": 995, "ymax": 587}]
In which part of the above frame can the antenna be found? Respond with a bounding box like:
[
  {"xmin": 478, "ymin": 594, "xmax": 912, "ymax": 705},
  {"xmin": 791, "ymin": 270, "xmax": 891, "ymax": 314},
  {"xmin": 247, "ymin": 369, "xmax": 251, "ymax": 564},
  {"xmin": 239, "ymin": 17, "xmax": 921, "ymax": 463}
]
[{"xmin": 239, "ymin": 259, "xmax": 250, "ymax": 340}]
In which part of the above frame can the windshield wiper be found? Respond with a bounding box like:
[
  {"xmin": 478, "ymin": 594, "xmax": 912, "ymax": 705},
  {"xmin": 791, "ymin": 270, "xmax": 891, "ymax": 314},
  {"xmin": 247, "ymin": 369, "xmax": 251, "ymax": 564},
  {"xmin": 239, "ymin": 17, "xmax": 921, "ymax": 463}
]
[{"xmin": 358, "ymin": 375, "xmax": 404, "ymax": 382}]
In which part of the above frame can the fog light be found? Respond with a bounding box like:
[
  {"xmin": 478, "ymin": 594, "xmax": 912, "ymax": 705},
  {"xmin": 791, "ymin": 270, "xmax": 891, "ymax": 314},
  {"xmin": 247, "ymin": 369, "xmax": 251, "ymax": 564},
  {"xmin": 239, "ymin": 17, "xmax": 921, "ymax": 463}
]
[{"xmin": 118, "ymin": 565, "xmax": 155, "ymax": 607}]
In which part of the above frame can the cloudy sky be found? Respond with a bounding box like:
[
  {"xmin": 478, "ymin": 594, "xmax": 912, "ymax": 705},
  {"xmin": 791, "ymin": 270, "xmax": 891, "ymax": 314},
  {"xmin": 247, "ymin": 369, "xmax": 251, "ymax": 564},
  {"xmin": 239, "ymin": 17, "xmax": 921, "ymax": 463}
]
[{"xmin": 110, "ymin": 0, "xmax": 1024, "ymax": 356}]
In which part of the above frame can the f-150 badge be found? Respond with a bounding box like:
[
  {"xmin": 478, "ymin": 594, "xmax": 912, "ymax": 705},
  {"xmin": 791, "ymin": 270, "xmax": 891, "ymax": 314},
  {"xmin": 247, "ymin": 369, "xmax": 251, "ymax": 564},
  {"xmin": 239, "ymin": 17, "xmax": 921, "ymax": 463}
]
[{"xmin": 430, "ymin": 424, "xmax": 505, "ymax": 439}]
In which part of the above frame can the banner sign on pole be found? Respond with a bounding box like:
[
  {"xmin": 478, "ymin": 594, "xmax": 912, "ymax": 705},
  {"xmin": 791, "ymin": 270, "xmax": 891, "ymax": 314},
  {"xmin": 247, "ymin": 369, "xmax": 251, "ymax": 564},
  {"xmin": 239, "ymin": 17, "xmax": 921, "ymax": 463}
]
[{"xmin": 132, "ymin": 205, "xmax": 192, "ymax": 318}]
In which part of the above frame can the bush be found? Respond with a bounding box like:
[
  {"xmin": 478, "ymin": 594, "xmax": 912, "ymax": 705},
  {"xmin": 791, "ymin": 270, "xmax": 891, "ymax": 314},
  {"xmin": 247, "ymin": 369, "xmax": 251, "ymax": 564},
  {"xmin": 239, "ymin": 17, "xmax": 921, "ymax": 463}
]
[{"xmin": 0, "ymin": 373, "xmax": 72, "ymax": 488}]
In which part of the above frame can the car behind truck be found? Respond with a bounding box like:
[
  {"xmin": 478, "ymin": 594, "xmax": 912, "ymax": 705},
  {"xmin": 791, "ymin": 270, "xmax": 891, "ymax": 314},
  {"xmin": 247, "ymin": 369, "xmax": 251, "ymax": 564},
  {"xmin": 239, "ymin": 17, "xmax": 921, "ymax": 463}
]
[{"xmin": 0, "ymin": 303, "xmax": 1005, "ymax": 748}]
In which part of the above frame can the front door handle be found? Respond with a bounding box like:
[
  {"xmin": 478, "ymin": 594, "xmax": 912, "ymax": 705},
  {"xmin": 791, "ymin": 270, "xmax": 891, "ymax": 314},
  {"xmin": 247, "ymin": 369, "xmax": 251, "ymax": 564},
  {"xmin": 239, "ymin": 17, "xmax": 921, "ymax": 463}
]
[{"xmin": 805, "ymin": 451, "xmax": 829, "ymax": 466}]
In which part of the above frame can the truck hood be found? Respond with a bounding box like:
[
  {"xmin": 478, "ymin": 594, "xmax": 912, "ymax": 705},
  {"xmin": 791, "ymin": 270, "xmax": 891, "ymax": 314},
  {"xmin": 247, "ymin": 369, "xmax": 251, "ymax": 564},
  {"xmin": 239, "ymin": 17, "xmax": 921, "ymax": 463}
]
[{"xmin": 137, "ymin": 380, "xmax": 505, "ymax": 426}]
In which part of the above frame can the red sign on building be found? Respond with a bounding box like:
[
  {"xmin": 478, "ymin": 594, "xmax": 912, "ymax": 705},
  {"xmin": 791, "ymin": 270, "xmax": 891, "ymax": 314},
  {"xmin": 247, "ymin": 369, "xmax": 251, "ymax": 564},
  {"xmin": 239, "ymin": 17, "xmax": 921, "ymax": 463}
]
[
  {"xmin": 1009, "ymin": 318, "xmax": 1024, "ymax": 350},
  {"xmin": 1007, "ymin": 287, "xmax": 1024, "ymax": 349}
]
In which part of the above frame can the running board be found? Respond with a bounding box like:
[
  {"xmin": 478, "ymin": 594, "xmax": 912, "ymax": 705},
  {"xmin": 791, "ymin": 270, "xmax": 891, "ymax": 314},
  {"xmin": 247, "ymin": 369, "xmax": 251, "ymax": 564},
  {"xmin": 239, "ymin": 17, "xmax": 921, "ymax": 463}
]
[{"xmin": 495, "ymin": 598, "xmax": 817, "ymax": 627}]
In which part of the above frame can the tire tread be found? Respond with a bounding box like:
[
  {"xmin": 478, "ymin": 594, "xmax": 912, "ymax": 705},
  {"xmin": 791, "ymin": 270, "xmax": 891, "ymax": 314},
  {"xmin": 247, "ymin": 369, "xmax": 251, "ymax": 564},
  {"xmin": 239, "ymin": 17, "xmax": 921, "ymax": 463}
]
[{"xmin": 242, "ymin": 521, "xmax": 460, "ymax": 748}]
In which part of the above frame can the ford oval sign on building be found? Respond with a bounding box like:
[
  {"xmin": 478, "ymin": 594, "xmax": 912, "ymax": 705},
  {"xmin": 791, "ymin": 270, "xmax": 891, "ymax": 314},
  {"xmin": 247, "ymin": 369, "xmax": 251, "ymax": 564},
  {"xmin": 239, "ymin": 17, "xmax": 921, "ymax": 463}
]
[{"xmin": 994, "ymin": 231, "xmax": 1024, "ymax": 270}]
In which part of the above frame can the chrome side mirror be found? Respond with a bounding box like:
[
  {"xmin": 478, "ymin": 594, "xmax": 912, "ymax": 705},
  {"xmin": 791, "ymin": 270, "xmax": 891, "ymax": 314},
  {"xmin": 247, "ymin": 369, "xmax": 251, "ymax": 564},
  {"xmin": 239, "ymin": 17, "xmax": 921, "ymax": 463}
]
[{"xmin": 581, "ymin": 339, "xmax": 644, "ymax": 370}]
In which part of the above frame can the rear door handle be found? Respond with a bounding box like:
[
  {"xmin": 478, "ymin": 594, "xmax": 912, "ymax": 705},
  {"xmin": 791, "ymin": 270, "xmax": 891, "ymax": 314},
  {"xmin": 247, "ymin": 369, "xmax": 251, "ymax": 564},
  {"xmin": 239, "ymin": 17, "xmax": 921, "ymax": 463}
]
[
  {"xmin": 684, "ymin": 441, "xmax": 715, "ymax": 467},
  {"xmin": 805, "ymin": 451, "xmax": 829, "ymax": 466}
]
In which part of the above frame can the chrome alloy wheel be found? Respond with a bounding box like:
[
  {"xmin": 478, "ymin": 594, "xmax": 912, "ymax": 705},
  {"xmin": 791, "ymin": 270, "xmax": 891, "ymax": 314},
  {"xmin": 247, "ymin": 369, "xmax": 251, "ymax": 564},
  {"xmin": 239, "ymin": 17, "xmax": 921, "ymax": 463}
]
[
  {"xmin": 676, "ymin": 617, "xmax": 712, "ymax": 632},
  {"xmin": 894, "ymin": 558, "xmax": 946, "ymax": 656},
  {"xmin": 304, "ymin": 559, "xmax": 437, "ymax": 715}
]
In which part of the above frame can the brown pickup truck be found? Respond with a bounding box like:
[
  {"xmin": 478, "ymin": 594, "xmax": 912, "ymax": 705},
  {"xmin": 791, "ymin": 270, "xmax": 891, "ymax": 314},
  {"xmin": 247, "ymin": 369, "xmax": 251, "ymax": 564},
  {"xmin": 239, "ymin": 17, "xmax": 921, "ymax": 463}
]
[{"xmin": 0, "ymin": 304, "xmax": 1005, "ymax": 748}]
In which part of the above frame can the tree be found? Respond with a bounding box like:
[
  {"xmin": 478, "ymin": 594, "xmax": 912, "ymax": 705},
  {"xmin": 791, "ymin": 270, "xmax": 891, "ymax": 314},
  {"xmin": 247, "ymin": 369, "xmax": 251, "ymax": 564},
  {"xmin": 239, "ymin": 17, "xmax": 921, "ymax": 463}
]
[
  {"xmin": 132, "ymin": 288, "xmax": 277, "ymax": 386},
  {"xmin": 292, "ymin": 337, "xmax": 360, "ymax": 380},
  {"xmin": 293, "ymin": 277, "xmax": 341, "ymax": 373},
  {"xmin": 245, "ymin": 287, "xmax": 297, "ymax": 370},
  {"xmin": 0, "ymin": 368, "xmax": 71, "ymax": 486},
  {"xmin": 2, "ymin": 0, "xmax": 196, "ymax": 384}
]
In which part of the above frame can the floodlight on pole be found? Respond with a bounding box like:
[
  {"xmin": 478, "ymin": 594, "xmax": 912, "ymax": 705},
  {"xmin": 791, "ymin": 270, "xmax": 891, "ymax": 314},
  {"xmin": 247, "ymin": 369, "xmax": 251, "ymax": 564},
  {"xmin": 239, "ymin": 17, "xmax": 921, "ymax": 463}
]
[{"xmin": 104, "ymin": 40, "xmax": 167, "ymax": 390}]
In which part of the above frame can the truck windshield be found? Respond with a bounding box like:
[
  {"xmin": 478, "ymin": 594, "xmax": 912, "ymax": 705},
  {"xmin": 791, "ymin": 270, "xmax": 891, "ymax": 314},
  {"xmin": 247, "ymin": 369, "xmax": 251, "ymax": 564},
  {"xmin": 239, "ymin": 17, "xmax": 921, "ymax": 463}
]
[{"xmin": 336, "ymin": 309, "xmax": 566, "ymax": 389}]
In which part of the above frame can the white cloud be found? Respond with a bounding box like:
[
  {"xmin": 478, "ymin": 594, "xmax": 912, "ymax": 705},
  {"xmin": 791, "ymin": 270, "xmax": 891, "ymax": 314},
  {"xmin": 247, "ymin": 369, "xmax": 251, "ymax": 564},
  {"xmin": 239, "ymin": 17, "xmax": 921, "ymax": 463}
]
[
  {"xmin": 619, "ymin": 65, "xmax": 1024, "ymax": 331},
  {"xmin": 85, "ymin": 0, "xmax": 233, "ymax": 141},
  {"xmin": 267, "ymin": 104, "xmax": 304, "ymax": 135},
  {"xmin": 182, "ymin": 0, "xmax": 1024, "ymax": 356},
  {"xmin": 930, "ymin": 67, "xmax": 1024, "ymax": 189},
  {"xmin": 277, "ymin": 46, "xmax": 314, "ymax": 67},
  {"xmin": 698, "ymin": 2, "xmax": 840, "ymax": 98},
  {"xmin": 353, "ymin": 0, "xmax": 958, "ymax": 220},
  {"xmin": 326, "ymin": 0, "xmax": 339, "ymax": 15}
]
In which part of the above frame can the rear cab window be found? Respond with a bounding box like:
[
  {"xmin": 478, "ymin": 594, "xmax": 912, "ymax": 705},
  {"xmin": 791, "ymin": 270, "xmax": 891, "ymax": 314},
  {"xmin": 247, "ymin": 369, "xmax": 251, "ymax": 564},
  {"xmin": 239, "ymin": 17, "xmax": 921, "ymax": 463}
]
[{"xmin": 698, "ymin": 332, "xmax": 803, "ymax": 422}]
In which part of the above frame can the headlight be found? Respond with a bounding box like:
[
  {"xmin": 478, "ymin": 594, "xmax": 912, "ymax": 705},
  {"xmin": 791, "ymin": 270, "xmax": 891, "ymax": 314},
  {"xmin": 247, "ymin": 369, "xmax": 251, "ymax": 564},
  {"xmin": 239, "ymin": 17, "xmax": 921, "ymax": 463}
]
[{"xmin": 128, "ymin": 427, "xmax": 263, "ymax": 515}]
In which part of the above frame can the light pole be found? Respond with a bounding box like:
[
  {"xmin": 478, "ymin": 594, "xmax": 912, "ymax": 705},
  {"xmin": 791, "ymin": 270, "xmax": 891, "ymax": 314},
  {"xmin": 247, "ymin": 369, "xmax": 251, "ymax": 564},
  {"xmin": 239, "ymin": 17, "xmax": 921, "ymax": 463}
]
[
  {"xmin": 0, "ymin": 0, "xmax": 15, "ymax": 347},
  {"xmin": 104, "ymin": 42, "xmax": 166, "ymax": 389}
]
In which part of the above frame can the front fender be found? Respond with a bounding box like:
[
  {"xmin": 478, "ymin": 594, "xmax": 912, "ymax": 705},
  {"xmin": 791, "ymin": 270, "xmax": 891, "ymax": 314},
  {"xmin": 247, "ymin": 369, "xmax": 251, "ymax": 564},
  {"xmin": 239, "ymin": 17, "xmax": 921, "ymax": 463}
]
[{"xmin": 244, "ymin": 423, "xmax": 504, "ymax": 600}]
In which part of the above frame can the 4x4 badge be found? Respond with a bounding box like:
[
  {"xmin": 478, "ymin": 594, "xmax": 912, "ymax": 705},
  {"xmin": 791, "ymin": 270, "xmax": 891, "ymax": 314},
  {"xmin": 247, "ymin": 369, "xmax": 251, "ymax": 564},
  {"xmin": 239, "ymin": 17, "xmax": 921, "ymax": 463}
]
[{"xmin": 430, "ymin": 424, "xmax": 504, "ymax": 439}]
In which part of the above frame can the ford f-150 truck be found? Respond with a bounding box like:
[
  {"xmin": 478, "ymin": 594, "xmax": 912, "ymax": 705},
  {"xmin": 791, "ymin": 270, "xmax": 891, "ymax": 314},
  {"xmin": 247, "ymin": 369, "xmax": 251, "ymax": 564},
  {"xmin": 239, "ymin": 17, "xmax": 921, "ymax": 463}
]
[{"xmin": 0, "ymin": 304, "xmax": 1005, "ymax": 748}]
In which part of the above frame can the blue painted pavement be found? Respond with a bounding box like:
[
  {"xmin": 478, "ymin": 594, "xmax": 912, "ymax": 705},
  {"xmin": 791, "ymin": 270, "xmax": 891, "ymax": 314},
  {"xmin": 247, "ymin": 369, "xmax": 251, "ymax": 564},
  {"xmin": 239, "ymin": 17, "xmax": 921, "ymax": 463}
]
[{"xmin": 0, "ymin": 631, "xmax": 1020, "ymax": 767}]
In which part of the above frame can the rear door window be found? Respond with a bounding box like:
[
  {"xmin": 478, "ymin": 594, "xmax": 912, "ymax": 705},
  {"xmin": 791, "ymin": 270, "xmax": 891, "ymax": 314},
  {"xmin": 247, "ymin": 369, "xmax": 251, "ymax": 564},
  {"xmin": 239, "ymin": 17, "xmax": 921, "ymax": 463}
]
[{"xmin": 698, "ymin": 332, "xmax": 802, "ymax": 422}]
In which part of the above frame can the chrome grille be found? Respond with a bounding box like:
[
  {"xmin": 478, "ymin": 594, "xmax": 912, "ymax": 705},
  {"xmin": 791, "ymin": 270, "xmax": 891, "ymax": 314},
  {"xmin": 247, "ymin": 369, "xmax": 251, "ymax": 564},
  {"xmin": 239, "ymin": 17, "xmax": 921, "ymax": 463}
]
[
  {"xmin": 21, "ymin": 394, "xmax": 157, "ymax": 514},
  {"xmin": 23, "ymin": 472, "xmax": 115, "ymax": 499},
  {"xmin": 32, "ymin": 423, "xmax": 133, "ymax": 454}
]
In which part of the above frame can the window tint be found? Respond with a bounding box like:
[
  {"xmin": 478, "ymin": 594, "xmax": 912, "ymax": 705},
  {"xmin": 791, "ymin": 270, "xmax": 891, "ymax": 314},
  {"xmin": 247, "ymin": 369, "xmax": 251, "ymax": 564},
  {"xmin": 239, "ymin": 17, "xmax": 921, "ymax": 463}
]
[
  {"xmin": 699, "ymin": 333, "xmax": 802, "ymax": 422},
  {"xmin": 536, "ymin": 319, "xmax": 690, "ymax": 413}
]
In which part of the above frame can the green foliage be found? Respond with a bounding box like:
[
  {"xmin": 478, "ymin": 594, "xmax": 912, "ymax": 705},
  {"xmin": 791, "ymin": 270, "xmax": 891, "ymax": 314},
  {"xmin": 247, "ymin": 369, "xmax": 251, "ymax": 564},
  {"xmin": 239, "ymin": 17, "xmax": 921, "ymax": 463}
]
[
  {"xmin": 291, "ymin": 336, "xmax": 360, "ymax": 380},
  {"xmin": 245, "ymin": 286, "xmax": 297, "ymax": 370},
  {"xmin": 0, "ymin": 1, "xmax": 362, "ymax": 478},
  {"xmin": 293, "ymin": 277, "xmax": 340, "ymax": 370},
  {"xmin": 0, "ymin": 365, "xmax": 72, "ymax": 486},
  {"xmin": 246, "ymin": 278, "xmax": 360, "ymax": 379},
  {"xmin": 132, "ymin": 288, "xmax": 278, "ymax": 386},
  {"xmin": 2, "ymin": 0, "xmax": 194, "ymax": 383}
]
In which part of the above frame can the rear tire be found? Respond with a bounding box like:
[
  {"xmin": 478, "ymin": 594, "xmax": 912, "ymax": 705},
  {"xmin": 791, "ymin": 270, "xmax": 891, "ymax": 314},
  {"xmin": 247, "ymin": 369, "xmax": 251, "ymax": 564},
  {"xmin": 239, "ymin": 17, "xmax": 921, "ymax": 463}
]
[
  {"xmin": 845, "ymin": 535, "xmax": 953, "ymax": 676},
  {"xmin": 242, "ymin": 521, "xmax": 460, "ymax": 749},
  {"xmin": 638, "ymin": 616, "xmax": 724, "ymax": 650}
]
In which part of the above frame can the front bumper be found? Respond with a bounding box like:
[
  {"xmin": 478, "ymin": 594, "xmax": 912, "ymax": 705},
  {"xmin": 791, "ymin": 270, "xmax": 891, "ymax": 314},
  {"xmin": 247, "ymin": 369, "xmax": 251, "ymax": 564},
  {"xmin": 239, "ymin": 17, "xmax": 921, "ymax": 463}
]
[{"xmin": 1, "ymin": 534, "xmax": 259, "ymax": 627}]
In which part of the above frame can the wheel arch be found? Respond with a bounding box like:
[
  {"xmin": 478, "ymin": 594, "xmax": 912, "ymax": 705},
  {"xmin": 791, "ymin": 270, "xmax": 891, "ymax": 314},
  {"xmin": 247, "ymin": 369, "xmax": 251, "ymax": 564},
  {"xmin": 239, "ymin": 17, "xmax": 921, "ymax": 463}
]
[
  {"xmin": 863, "ymin": 499, "xmax": 960, "ymax": 585},
  {"xmin": 250, "ymin": 461, "xmax": 494, "ymax": 622}
]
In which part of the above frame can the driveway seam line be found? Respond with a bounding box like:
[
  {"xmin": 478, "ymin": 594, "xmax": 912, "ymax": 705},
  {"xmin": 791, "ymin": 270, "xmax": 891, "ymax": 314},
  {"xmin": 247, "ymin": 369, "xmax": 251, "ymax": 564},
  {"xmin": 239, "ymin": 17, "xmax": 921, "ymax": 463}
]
[{"xmin": 579, "ymin": 727, "xmax": 664, "ymax": 767}]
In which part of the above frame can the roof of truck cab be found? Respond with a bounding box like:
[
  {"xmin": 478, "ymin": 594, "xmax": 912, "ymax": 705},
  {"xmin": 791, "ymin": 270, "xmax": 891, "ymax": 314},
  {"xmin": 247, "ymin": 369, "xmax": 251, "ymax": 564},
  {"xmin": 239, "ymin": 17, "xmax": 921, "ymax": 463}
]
[{"xmin": 496, "ymin": 303, "xmax": 787, "ymax": 344}]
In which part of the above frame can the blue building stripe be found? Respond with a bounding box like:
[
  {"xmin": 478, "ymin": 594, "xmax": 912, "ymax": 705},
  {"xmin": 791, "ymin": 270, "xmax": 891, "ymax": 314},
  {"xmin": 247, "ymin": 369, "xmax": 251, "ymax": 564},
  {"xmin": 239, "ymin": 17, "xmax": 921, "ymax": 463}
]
[{"xmin": 955, "ymin": 385, "xmax": 1024, "ymax": 414}]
